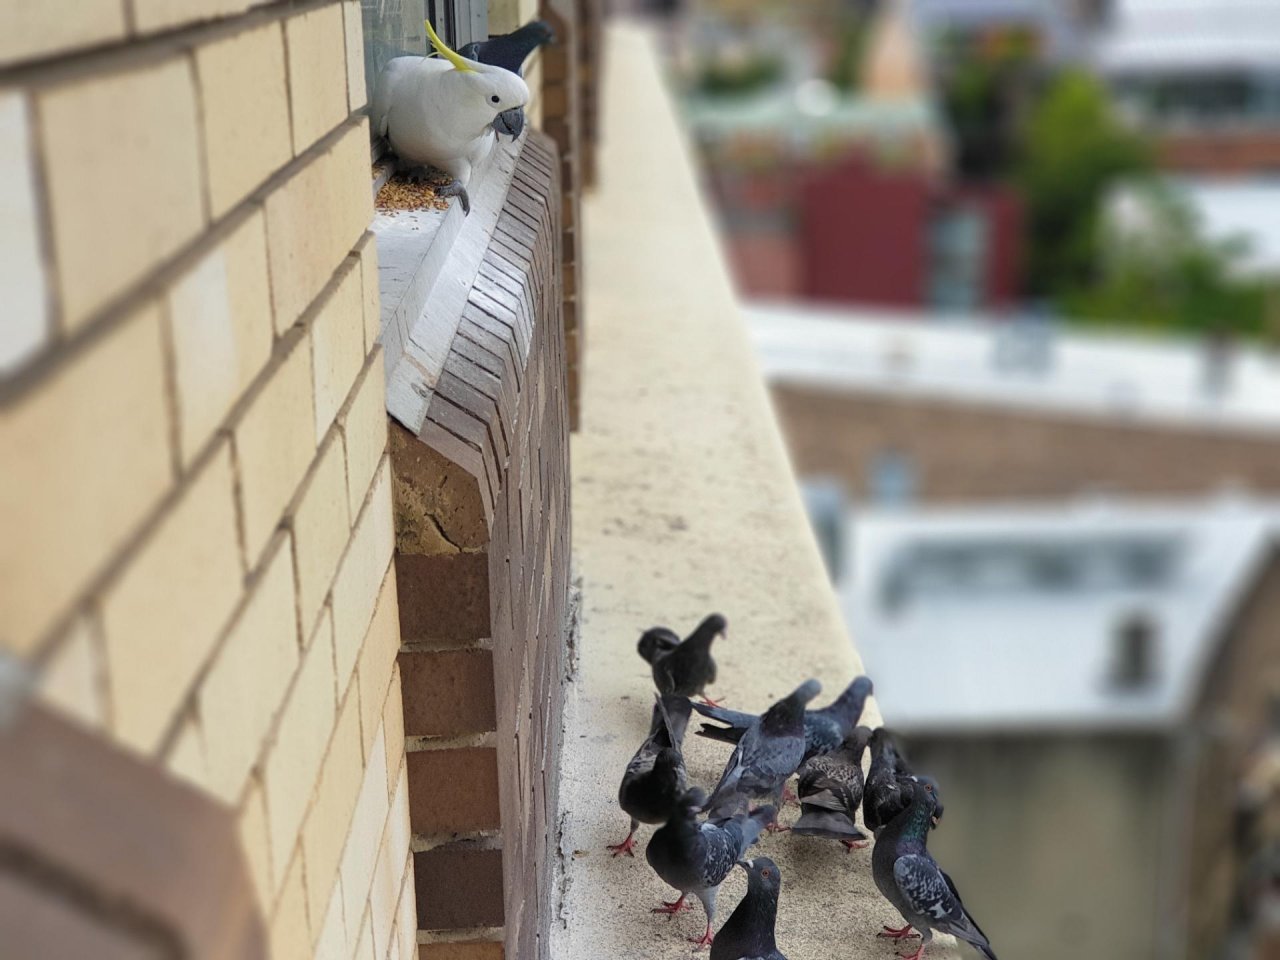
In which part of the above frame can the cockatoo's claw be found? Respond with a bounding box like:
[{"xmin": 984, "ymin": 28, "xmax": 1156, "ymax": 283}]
[{"xmin": 438, "ymin": 179, "xmax": 472, "ymax": 215}]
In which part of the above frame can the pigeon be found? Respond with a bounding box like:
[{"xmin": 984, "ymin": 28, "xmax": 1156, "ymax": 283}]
[
  {"xmin": 863, "ymin": 728, "xmax": 944, "ymax": 836},
  {"xmin": 459, "ymin": 19, "xmax": 554, "ymax": 75},
  {"xmin": 608, "ymin": 694, "xmax": 693, "ymax": 858},
  {"xmin": 637, "ymin": 613, "xmax": 727, "ymax": 704},
  {"xmin": 646, "ymin": 788, "xmax": 775, "ymax": 947},
  {"xmin": 709, "ymin": 857, "xmax": 787, "ymax": 960},
  {"xmin": 790, "ymin": 725, "xmax": 873, "ymax": 851},
  {"xmin": 694, "ymin": 675, "xmax": 874, "ymax": 762},
  {"xmin": 371, "ymin": 20, "xmax": 529, "ymax": 214},
  {"xmin": 702, "ymin": 679, "xmax": 822, "ymax": 822},
  {"xmin": 871, "ymin": 778, "xmax": 997, "ymax": 960}
]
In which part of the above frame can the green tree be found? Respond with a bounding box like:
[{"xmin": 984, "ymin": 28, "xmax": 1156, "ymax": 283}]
[{"xmin": 1016, "ymin": 70, "xmax": 1151, "ymax": 300}]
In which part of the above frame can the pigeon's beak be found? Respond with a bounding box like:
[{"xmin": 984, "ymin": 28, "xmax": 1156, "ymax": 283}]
[
  {"xmin": 930, "ymin": 815, "xmax": 940, "ymax": 828},
  {"xmin": 736, "ymin": 859, "xmax": 753, "ymax": 872},
  {"xmin": 494, "ymin": 106, "xmax": 525, "ymax": 139}
]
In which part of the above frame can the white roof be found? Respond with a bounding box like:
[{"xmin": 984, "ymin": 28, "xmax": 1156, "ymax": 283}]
[
  {"xmin": 748, "ymin": 301, "xmax": 1280, "ymax": 434},
  {"xmin": 1097, "ymin": 0, "xmax": 1280, "ymax": 73},
  {"xmin": 842, "ymin": 498, "xmax": 1280, "ymax": 732}
]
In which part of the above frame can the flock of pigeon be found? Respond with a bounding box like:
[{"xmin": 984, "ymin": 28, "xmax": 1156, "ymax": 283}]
[{"xmin": 610, "ymin": 614, "xmax": 997, "ymax": 960}]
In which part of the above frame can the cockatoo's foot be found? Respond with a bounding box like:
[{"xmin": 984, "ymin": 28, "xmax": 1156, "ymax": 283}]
[
  {"xmin": 877, "ymin": 925, "xmax": 918, "ymax": 941},
  {"xmin": 841, "ymin": 839, "xmax": 869, "ymax": 852},
  {"xmin": 437, "ymin": 179, "xmax": 471, "ymax": 215},
  {"xmin": 651, "ymin": 895, "xmax": 689, "ymax": 918},
  {"xmin": 688, "ymin": 922, "xmax": 714, "ymax": 948},
  {"xmin": 607, "ymin": 831, "xmax": 637, "ymax": 858}
]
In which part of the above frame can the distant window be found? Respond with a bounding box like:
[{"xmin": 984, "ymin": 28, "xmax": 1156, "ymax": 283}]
[
  {"xmin": 867, "ymin": 449, "xmax": 918, "ymax": 507},
  {"xmin": 799, "ymin": 478, "xmax": 847, "ymax": 582}
]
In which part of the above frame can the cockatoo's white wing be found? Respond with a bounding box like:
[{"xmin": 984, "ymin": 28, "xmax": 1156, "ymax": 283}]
[{"xmin": 371, "ymin": 56, "xmax": 425, "ymax": 140}]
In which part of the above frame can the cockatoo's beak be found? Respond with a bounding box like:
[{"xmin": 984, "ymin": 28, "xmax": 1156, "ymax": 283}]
[{"xmin": 494, "ymin": 106, "xmax": 525, "ymax": 139}]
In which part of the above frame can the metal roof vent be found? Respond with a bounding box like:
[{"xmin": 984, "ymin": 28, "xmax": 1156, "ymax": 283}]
[{"xmin": 1112, "ymin": 610, "xmax": 1159, "ymax": 689}]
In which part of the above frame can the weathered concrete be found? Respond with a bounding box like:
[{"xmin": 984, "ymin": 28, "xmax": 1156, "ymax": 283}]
[{"xmin": 554, "ymin": 22, "xmax": 964, "ymax": 960}]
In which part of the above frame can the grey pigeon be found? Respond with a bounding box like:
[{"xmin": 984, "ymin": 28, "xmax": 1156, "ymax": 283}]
[
  {"xmin": 458, "ymin": 19, "xmax": 554, "ymax": 75},
  {"xmin": 864, "ymin": 729, "xmax": 944, "ymax": 836},
  {"xmin": 646, "ymin": 788, "xmax": 775, "ymax": 947},
  {"xmin": 608, "ymin": 694, "xmax": 693, "ymax": 858},
  {"xmin": 871, "ymin": 778, "xmax": 996, "ymax": 960},
  {"xmin": 694, "ymin": 675, "xmax": 874, "ymax": 762},
  {"xmin": 703, "ymin": 679, "xmax": 822, "ymax": 822},
  {"xmin": 709, "ymin": 857, "xmax": 787, "ymax": 960},
  {"xmin": 790, "ymin": 725, "xmax": 873, "ymax": 851},
  {"xmin": 638, "ymin": 613, "xmax": 727, "ymax": 703}
]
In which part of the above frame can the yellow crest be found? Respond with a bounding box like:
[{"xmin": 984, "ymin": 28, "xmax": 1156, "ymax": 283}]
[{"xmin": 424, "ymin": 19, "xmax": 475, "ymax": 72}]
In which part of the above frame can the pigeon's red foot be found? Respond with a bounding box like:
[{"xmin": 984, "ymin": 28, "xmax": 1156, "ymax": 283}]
[
  {"xmin": 841, "ymin": 839, "xmax": 869, "ymax": 852},
  {"xmin": 765, "ymin": 820, "xmax": 790, "ymax": 834},
  {"xmin": 877, "ymin": 925, "xmax": 918, "ymax": 941},
  {"xmin": 607, "ymin": 832, "xmax": 637, "ymax": 858},
  {"xmin": 781, "ymin": 785, "xmax": 799, "ymax": 805},
  {"xmin": 699, "ymin": 696, "xmax": 726, "ymax": 708},
  {"xmin": 651, "ymin": 895, "xmax": 689, "ymax": 919},
  {"xmin": 688, "ymin": 922, "xmax": 714, "ymax": 948},
  {"xmin": 897, "ymin": 946, "xmax": 926, "ymax": 960}
]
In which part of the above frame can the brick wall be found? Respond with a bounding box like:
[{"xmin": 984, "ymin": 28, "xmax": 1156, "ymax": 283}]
[
  {"xmin": 388, "ymin": 134, "xmax": 571, "ymax": 960},
  {"xmin": 771, "ymin": 385, "xmax": 1280, "ymax": 502},
  {"xmin": 2, "ymin": 3, "xmax": 413, "ymax": 959}
]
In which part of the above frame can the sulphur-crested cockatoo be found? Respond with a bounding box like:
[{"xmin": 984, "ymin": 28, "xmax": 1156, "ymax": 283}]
[{"xmin": 372, "ymin": 20, "xmax": 529, "ymax": 214}]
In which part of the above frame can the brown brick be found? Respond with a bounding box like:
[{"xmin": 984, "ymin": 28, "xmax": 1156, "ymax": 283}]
[
  {"xmin": 418, "ymin": 944, "xmax": 503, "ymax": 960},
  {"xmin": 390, "ymin": 423, "xmax": 488, "ymax": 554},
  {"xmin": 399, "ymin": 649, "xmax": 496, "ymax": 737},
  {"xmin": 414, "ymin": 845, "xmax": 504, "ymax": 930},
  {"xmin": 195, "ymin": 21, "xmax": 292, "ymax": 218},
  {"xmin": 286, "ymin": 4, "xmax": 349, "ymax": 155},
  {"xmin": 407, "ymin": 748, "xmax": 500, "ymax": 835},
  {"xmin": 395, "ymin": 553, "xmax": 491, "ymax": 645},
  {"xmin": 39, "ymin": 57, "xmax": 204, "ymax": 331}
]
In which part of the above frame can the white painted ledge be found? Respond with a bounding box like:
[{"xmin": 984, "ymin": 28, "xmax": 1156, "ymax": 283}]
[{"xmin": 555, "ymin": 22, "xmax": 959, "ymax": 960}]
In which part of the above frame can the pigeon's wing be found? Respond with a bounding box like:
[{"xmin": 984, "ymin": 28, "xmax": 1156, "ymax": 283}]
[
  {"xmin": 691, "ymin": 702, "xmax": 757, "ymax": 729},
  {"xmin": 798, "ymin": 760, "xmax": 859, "ymax": 814},
  {"xmin": 651, "ymin": 651, "xmax": 679, "ymax": 695},
  {"xmin": 894, "ymin": 856, "xmax": 994, "ymax": 954},
  {"xmin": 704, "ymin": 741, "xmax": 747, "ymax": 815},
  {"xmin": 940, "ymin": 869, "xmax": 994, "ymax": 946},
  {"xmin": 695, "ymin": 723, "xmax": 746, "ymax": 746},
  {"xmin": 696, "ymin": 821, "xmax": 742, "ymax": 888},
  {"xmin": 737, "ymin": 723, "xmax": 805, "ymax": 795},
  {"xmin": 803, "ymin": 713, "xmax": 843, "ymax": 758}
]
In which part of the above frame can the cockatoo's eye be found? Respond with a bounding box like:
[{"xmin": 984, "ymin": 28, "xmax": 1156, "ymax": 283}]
[{"xmin": 490, "ymin": 94, "xmax": 500, "ymax": 104}]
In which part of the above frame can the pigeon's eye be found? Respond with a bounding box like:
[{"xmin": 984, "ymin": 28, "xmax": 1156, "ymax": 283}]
[
  {"xmin": 760, "ymin": 868, "xmax": 771, "ymax": 879},
  {"xmin": 490, "ymin": 94, "xmax": 500, "ymax": 104}
]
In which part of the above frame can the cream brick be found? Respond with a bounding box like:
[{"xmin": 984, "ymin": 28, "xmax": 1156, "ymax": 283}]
[
  {"xmin": 315, "ymin": 874, "xmax": 348, "ymax": 960},
  {"xmin": 356, "ymin": 233, "xmax": 381, "ymax": 351},
  {"xmin": 381, "ymin": 665, "xmax": 405, "ymax": 797},
  {"xmin": 238, "ymin": 778, "xmax": 274, "ymax": 914},
  {"xmin": 270, "ymin": 846, "xmax": 312, "ymax": 960},
  {"xmin": 0, "ymin": 2, "xmax": 126, "ymax": 68},
  {"xmin": 39, "ymin": 57, "xmax": 204, "ymax": 331},
  {"xmin": 102, "ymin": 442, "xmax": 243, "ymax": 751},
  {"xmin": 339, "ymin": 353, "xmax": 387, "ymax": 519},
  {"xmin": 264, "ymin": 608, "xmax": 337, "ymax": 885},
  {"xmin": 37, "ymin": 617, "xmax": 105, "ymax": 730},
  {"xmin": 133, "ymin": 0, "xmax": 252, "ymax": 33},
  {"xmin": 339, "ymin": 725, "xmax": 388, "ymax": 940},
  {"xmin": 195, "ymin": 22, "xmax": 292, "ymax": 218},
  {"xmin": 334, "ymin": 461, "xmax": 395, "ymax": 700},
  {"xmin": 199, "ymin": 535, "xmax": 299, "ymax": 804},
  {"xmin": 394, "ymin": 855, "xmax": 417, "ymax": 960},
  {"xmin": 165, "ymin": 715, "xmax": 208, "ymax": 792},
  {"xmin": 234, "ymin": 332, "xmax": 316, "ymax": 562},
  {"xmin": 311, "ymin": 260, "xmax": 364, "ymax": 443},
  {"xmin": 352, "ymin": 907, "xmax": 375, "ymax": 960},
  {"xmin": 265, "ymin": 123, "xmax": 373, "ymax": 331},
  {"xmin": 0, "ymin": 93, "xmax": 48, "ymax": 373},
  {"xmin": 370, "ymin": 765, "xmax": 411, "ymax": 959},
  {"xmin": 302, "ymin": 684, "xmax": 363, "ymax": 930},
  {"xmin": 292, "ymin": 433, "xmax": 351, "ymax": 636},
  {"xmin": 286, "ymin": 5, "xmax": 349, "ymax": 155},
  {"xmin": 357, "ymin": 562, "xmax": 400, "ymax": 760},
  {"xmin": 169, "ymin": 209, "xmax": 273, "ymax": 464},
  {"xmin": 1, "ymin": 305, "xmax": 171, "ymax": 654},
  {"xmin": 342, "ymin": 1, "xmax": 367, "ymax": 111}
]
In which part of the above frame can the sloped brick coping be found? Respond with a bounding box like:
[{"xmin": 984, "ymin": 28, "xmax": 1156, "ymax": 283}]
[{"xmin": 373, "ymin": 132, "xmax": 571, "ymax": 960}]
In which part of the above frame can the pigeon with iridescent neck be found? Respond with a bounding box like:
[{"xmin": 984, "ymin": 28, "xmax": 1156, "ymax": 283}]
[
  {"xmin": 863, "ymin": 728, "xmax": 944, "ymax": 836},
  {"xmin": 709, "ymin": 857, "xmax": 788, "ymax": 960},
  {"xmin": 872, "ymin": 778, "xmax": 997, "ymax": 960}
]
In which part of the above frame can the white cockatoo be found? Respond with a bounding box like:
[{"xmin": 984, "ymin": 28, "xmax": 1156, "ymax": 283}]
[{"xmin": 372, "ymin": 20, "xmax": 530, "ymax": 214}]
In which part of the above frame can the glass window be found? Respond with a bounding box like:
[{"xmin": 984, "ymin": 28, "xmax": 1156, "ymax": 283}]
[{"xmin": 361, "ymin": 0, "xmax": 488, "ymax": 107}]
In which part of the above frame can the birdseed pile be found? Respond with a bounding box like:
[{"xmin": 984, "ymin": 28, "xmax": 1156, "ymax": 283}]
[{"xmin": 375, "ymin": 175, "xmax": 452, "ymax": 212}]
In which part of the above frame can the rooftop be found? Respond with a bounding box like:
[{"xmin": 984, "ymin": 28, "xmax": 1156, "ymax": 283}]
[
  {"xmin": 748, "ymin": 300, "xmax": 1280, "ymax": 433},
  {"xmin": 842, "ymin": 497, "xmax": 1280, "ymax": 732},
  {"xmin": 1097, "ymin": 0, "xmax": 1280, "ymax": 74}
]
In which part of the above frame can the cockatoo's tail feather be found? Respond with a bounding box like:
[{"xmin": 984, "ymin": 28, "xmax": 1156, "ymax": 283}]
[{"xmin": 424, "ymin": 19, "xmax": 475, "ymax": 72}]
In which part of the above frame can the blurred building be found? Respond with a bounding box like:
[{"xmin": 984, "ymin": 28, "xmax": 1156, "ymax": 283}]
[
  {"xmin": 1097, "ymin": 0, "xmax": 1280, "ymax": 175},
  {"xmin": 751, "ymin": 301, "xmax": 1280, "ymax": 504},
  {"xmin": 842, "ymin": 498, "xmax": 1280, "ymax": 960}
]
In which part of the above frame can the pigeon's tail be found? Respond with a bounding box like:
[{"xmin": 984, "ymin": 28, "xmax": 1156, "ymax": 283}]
[
  {"xmin": 694, "ymin": 722, "xmax": 745, "ymax": 746},
  {"xmin": 690, "ymin": 700, "xmax": 755, "ymax": 729},
  {"xmin": 790, "ymin": 810, "xmax": 865, "ymax": 841}
]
